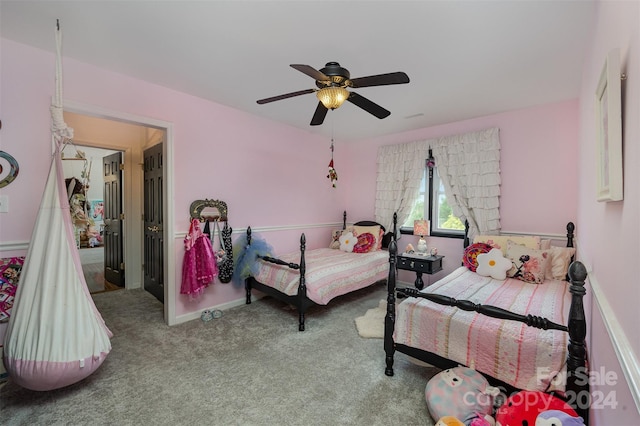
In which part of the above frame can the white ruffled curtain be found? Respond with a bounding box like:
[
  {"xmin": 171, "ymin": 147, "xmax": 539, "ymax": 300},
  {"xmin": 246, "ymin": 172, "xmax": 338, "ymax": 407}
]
[
  {"xmin": 431, "ymin": 127, "xmax": 501, "ymax": 239},
  {"xmin": 374, "ymin": 127, "xmax": 501, "ymax": 241},
  {"xmin": 374, "ymin": 142, "xmax": 428, "ymax": 234}
]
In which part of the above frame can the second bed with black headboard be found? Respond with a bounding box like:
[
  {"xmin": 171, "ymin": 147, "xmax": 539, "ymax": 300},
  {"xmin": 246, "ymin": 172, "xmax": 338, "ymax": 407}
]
[{"xmin": 245, "ymin": 212, "xmax": 395, "ymax": 331}]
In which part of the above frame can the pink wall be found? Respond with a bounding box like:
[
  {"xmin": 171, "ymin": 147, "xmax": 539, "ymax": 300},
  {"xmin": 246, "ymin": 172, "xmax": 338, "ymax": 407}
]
[
  {"xmin": 577, "ymin": 1, "xmax": 640, "ymax": 423},
  {"xmin": 342, "ymin": 100, "xmax": 580, "ymax": 280},
  {"xmin": 0, "ymin": 39, "xmax": 346, "ymax": 321},
  {"xmin": 0, "ymin": 37, "xmax": 581, "ymax": 320},
  {"xmin": 344, "ymin": 100, "xmax": 579, "ymax": 233}
]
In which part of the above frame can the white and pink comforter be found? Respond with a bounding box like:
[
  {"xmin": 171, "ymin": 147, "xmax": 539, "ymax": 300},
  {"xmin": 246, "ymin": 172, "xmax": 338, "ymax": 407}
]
[
  {"xmin": 252, "ymin": 248, "xmax": 389, "ymax": 305},
  {"xmin": 394, "ymin": 266, "xmax": 570, "ymax": 392}
]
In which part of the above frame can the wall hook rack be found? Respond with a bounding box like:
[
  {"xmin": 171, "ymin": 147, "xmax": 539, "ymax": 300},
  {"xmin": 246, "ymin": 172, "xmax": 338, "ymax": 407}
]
[{"xmin": 189, "ymin": 199, "xmax": 228, "ymax": 222}]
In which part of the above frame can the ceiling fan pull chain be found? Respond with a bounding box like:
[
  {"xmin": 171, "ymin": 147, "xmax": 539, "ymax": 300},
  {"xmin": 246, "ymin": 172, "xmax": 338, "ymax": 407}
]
[{"xmin": 327, "ymin": 129, "xmax": 338, "ymax": 188}]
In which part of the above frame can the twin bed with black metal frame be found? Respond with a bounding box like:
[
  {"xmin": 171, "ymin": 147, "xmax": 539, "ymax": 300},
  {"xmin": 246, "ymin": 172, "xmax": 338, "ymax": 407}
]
[
  {"xmin": 383, "ymin": 221, "xmax": 590, "ymax": 421},
  {"xmin": 244, "ymin": 212, "xmax": 392, "ymax": 331}
]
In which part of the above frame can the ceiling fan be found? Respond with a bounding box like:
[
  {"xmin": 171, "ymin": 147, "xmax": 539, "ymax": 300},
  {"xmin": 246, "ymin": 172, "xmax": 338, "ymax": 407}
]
[{"xmin": 256, "ymin": 62, "xmax": 410, "ymax": 126}]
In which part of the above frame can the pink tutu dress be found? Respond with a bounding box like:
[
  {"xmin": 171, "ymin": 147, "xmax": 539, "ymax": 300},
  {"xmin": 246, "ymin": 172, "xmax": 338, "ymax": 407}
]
[{"xmin": 181, "ymin": 218, "xmax": 217, "ymax": 299}]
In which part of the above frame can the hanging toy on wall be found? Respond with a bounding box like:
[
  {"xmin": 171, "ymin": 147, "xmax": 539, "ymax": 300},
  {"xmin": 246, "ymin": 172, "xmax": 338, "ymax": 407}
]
[{"xmin": 327, "ymin": 140, "xmax": 338, "ymax": 188}]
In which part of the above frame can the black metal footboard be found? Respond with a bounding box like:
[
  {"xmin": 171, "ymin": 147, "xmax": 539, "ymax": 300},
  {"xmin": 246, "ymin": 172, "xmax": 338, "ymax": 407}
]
[
  {"xmin": 245, "ymin": 227, "xmax": 311, "ymax": 331},
  {"xmin": 384, "ymin": 233, "xmax": 590, "ymax": 422}
]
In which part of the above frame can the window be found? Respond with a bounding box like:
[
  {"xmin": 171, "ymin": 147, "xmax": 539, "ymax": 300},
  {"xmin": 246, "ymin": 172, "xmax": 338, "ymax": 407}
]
[{"xmin": 402, "ymin": 161, "xmax": 465, "ymax": 238}]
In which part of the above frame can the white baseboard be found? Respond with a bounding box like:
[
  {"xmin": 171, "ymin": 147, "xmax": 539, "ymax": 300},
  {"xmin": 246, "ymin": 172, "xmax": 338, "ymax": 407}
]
[{"xmin": 173, "ymin": 293, "xmax": 266, "ymax": 325}]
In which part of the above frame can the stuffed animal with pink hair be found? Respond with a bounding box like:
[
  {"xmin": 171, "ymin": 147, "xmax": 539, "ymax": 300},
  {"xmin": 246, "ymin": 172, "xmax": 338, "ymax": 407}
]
[{"xmin": 535, "ymin": 410, "xmax": 585, "ymax": 426}]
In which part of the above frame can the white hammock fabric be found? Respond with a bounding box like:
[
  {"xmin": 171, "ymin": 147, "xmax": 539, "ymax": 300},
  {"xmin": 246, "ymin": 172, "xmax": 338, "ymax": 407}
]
[{"xmin": 2, "ymin": 22, "xmax": 112, "ymax": 391}]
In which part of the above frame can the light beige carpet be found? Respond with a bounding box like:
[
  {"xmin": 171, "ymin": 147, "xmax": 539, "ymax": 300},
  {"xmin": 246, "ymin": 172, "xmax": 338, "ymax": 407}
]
[
  {"xmin": 354, "ymin": 299, "xmax": 434, "ymax": 368},
  {"xmin": 355, "ymin": 299, "xmax": 386, "ymax": 338},
  {"xmin": 1, "ymin": 286, "xmax": 441, "ymax": 425}
]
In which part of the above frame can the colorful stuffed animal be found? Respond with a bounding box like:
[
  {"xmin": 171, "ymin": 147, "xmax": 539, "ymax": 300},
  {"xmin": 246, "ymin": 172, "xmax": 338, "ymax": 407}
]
[
  {"xmin": 495, "ymin": 391, "xmax": 579, "ymax": 426},
  {"xmin": 426, "ymin": 366, "xmax": 499, "ymax": 425},
  {"xmin": 436, "ymin": 416, "xmax": 466, "ymax": 426},
  {"xmin": 535, "ymin": 410, "xmax": 585, "ymax": 426}
]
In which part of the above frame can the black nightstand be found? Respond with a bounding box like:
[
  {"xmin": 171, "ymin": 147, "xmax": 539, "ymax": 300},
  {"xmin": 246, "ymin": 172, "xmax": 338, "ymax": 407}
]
[{"xmin": 396, "ymin": 253, "xmax": 444, "ymax": 290}]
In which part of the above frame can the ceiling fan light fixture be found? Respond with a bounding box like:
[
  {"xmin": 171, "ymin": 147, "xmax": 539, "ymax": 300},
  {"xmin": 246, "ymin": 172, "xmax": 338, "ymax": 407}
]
[{"xmin": 316, "ymin": 86, "xmax": 349, "ymax": 110}]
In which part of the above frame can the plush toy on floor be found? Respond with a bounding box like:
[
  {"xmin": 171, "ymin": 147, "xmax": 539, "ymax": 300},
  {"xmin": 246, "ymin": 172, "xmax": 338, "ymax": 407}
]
[
  {"xmin": 535, "ymin": 410, "xmax": 585, "ymax": 426},
  {"xmin": 495, "ymin": 391, "xmax": 579, "ymax": 426},
  {"xmin": 426, "ymin": 366, "xmax": 499, "ymax": 425},
  {"xmin": 436, "ymin": 416, "xmax": 465, "ymax": 426}
]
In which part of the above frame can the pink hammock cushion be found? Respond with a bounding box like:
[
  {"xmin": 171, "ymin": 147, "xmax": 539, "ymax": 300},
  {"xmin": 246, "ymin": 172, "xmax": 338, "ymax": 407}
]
[{"xmin": 5, "ymin": 354, "xmax": 110, "ymax": 391}]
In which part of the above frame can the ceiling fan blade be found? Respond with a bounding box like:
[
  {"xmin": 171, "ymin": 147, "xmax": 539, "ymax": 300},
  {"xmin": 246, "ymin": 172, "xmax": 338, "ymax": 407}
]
[
  {"xmin": 257, "ymin": 88, "xmax": 315, "ymax": 104},
  {"xmin": 350, "ymin": 72, "xmax": 410, "ymax": 88},
  {"xmin": 310, "ymin": 102, "xmax": 329, "ymax": 126},
  {"xmin": 290, "ymin": 64, "xmax": 330, "ymax": 82},
  {"xmin": 347, "ymin": 92, "xmax": 391, "ymax": 119}
]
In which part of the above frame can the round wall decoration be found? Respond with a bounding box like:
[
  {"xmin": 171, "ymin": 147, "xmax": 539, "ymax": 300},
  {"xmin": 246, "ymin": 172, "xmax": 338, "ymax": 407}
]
[{"xmin": 0, "ymin": 151, "xmax": 19, "ymax": 188}]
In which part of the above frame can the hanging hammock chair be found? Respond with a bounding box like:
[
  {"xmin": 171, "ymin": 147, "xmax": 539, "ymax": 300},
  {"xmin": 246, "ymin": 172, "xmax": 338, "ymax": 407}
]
[{"xmin": 2, "ymin": 22, "xmax": 112, "ymax": 391}]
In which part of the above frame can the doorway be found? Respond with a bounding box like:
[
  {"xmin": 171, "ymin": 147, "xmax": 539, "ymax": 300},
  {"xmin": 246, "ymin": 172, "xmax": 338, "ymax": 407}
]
[
  {"xmin": 62, "ymin": 103, "xmax": 176, "ymax": 325},
  {"xmin": 61, "ymin": 144, "xmax": 122, "ymax": 294}
]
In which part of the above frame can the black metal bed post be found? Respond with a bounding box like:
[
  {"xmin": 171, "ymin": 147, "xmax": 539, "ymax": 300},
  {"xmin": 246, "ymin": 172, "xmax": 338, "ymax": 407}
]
[
  {"xmin": 384, "ymin": 212, "xmax": 398, "ymax": 376},
  {"xmin": 566, "ymin": 261, "xmax": 589, "ymax": 423},
  {"xmin": 384, "ymin": 237, "xmax": 398, "ymax": 376},
  {"xmin": 567, "ymin": 222, "xmax": 575, "ymax": 248},
  {"xmin": 245, "ymin": 226, "xmax": 252, "ymax": 305},
  {"xmin": 343, "ymin": 211, "xmax": 347, "ymax": 230},
  {"xmin": 463, "ymin": 220, "xmax": 470, "ymax": 248},
  {"xmin": 297, "ymin": 233, "xmax": 307, "ymax": 331}
]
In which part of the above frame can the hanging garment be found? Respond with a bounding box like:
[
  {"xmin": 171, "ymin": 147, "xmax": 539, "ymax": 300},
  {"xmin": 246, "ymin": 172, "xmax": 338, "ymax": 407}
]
[
  {"xmin": 3, "ymin": 22, "xmax": 112, "ymax": 391},
  {"xmin": 217, "ymin": 221, "xmax": 234, "ymax": 283},
  {"xmin": 209, "ymin": 220, "xmax": 227, "ymax": 267},
  {"xmin": 181, "ymin": 218, "xmax": 217, "ymax": 299}
]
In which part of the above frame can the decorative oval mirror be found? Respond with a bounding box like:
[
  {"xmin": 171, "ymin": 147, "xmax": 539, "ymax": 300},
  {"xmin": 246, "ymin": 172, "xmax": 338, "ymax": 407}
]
[{"xmin": 0, "ymin": 151, "xmax": 19, "ymax": 188}]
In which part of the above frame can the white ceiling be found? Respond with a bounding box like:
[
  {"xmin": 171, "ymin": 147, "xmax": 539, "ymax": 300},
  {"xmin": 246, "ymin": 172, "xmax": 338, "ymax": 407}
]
[{"xmin": 1, "ymin": 0, "xmax": 596, "ymax": 142}]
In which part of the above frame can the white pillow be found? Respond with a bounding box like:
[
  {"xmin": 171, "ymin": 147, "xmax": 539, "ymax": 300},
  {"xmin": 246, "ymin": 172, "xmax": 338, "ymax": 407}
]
[
  {"xmin": 473, "ymin": 235, "xmax": 540, "ymax": 256},
  {"xmin": 339, "ymin": 231, "xmax": 357, "ymax": 252},
  {"xmin": 476, "ymin": 248, "xmax": 512, "ymax": 280},
  {"xmin": 545, "ymin": 246, "xmax": 577, "ymax": 280}
]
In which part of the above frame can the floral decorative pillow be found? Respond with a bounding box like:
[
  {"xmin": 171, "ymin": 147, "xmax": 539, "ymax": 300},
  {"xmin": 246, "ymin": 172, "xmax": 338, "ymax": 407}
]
[
  {"xmin": 0, "ymin": 256, "xmax": 24, "ymax": 322},
  {"xmin": 506, "ymin": 240, "xmax": 550, "ymax": 284},
  {"xmin": 330, "ymin": 229, "xmax": 343, "ymax": 249},
  {"xmin": 462, "ymin": 242, "xmax": 493, "ymax": 272}
]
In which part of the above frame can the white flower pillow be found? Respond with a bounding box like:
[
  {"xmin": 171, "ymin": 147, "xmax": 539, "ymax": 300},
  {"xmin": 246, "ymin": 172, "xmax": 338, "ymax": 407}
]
[
  {"xmin": 330, "ymin": 227, "xmax": 354, "ymax": 249},
  {"xmin": 476, "ymin": 248, "xmax": 512, "ymax": 280},
  {"xmin": 339, "ymin": 231, "xmax": 357, "ymax": 252}
]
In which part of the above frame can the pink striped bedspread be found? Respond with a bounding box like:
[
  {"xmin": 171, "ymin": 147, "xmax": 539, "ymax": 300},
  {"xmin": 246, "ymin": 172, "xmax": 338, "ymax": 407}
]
[
  {"xmin": 394, "ymin": 266, "xmax": 570, "ymax": 392},
  {"xmin": 252, "ymin": 248, "xmax": 389, "ymax": 305}
]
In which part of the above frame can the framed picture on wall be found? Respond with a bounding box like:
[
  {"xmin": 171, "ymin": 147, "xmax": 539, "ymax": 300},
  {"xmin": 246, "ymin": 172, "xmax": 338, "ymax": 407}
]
[
  {"xmin": 89, "ymin": 200, "xmax": 104, "ymax": 221},
  {"xmin": 595, "ymin": 48, "xmax": 623, "ymax": 202}
]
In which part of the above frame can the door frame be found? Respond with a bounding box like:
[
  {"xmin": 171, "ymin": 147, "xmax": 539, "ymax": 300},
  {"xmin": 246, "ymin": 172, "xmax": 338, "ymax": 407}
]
[{"xmin": 63, "ymin": 100, "xmax": 176, "ymax": 325}]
